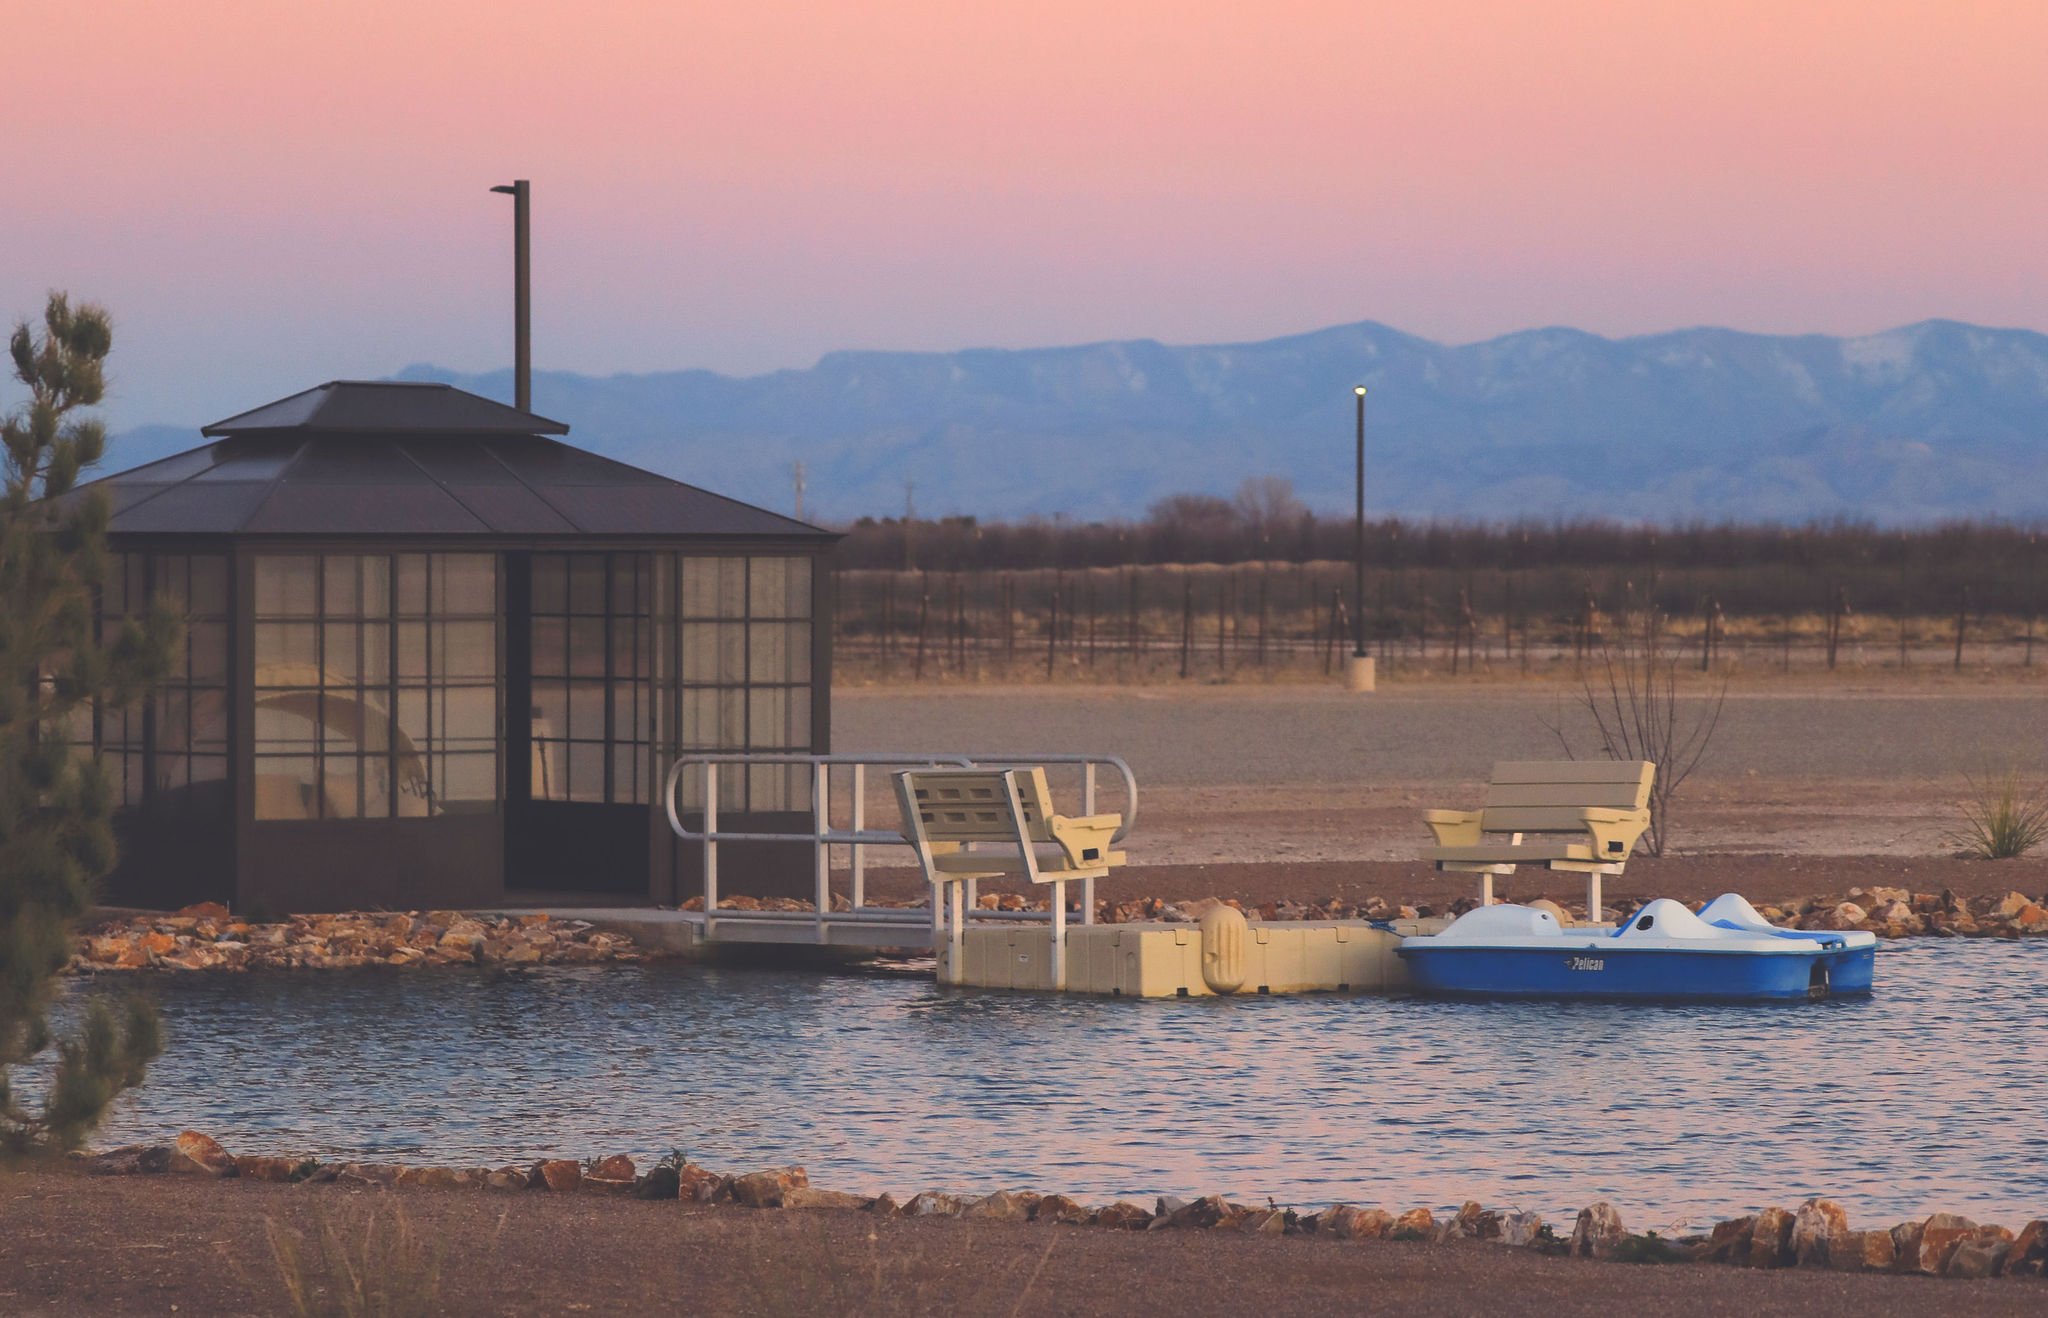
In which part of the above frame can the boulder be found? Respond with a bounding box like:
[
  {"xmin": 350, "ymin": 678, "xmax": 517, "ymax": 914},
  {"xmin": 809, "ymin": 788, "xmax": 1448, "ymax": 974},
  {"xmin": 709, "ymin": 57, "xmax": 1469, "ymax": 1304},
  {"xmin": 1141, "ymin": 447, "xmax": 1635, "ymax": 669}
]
[
  {"xmin": 1827, "ymin": 1229, "xmax": 1897, "ymax": 1273},
  {"xmin": 335, "ymin": 1162, "xmax": 403, "ymax": 1188},
  {"xmin": 1033, "ymin": 1194, "xmax": 1091, "ymax": 1226},
  {"xmin": 1890, "ymin": 1220, "xmax": 1924, "ymax": 1268},
  {"xmin": 590, "ymin": 1154, "xmax": 636, "ymax": 1182},
  {"xmin": 866, "ymin": 1193, "xmax": 901, "ymax": 1217},
  {"xmin": 537, "ymin": 1159, "xmax": 582, "ymax": 1192},
  {"xmin": 731, "ymin": 1167, "xmax": 809, "ymax": 1208},
  {"xmin": 1912, "ymin": 1212, "xmax": 1978, "ymax": 1275},
  {"xmin": 1239, "ymin": 1208, "xmax": 1288, "ymax": 1235},
  {"xmin": 636, "ymin": 1165, "xmax": 680, "ymax": 1200},
  {"xmin": 782, "ymin": 1187, "xmax": 870, "ymax": 1211},
  {"xmin": 1828, "ymin": 902, "xmax": 1868, "ymax": 930},
  {"xmin": 1163, "ymin": 1195, "xmax": 1238, "ymax": 1230},
  {"xmin": 1497, "ymin": 1212, "xmax": 1545, "ymax": 1249},
  {"xmin": 1391, "ymin": 1207, "xmax": 1436, "ymax": 1241},
  {"xmin": 902, "ymin": 1191, "xmax": 968, "ymax": 1217},
  {"xmin": 1791, "ymin": 1198, "xmax": 1849, "ymax": 1266},
  {"xmin": 234, "ymin": 1155, "xmax": 303, "ymax": 1183},
  {"xmin": 1569, "ymin": 1203, "xmax": 1626, "ymax": 1260},
  {"xmin": 1320, "ymin": 1205, "xmax": 1392, "ymax": 1241},
  {"xmin": 1748, "ymin": 1207, "xmax": 1795, "ymax": 1268},
  {"xmin": 86, "ymin": 1144, "xmax": 172, "ymax": 1175},
  {"xmin": 962, "ymin": 1191, "xmax": 1038, "ymax": 1222},
  {"xmin": 171, "ymin": 1131, "xmax": 236, "ymax": 1177},
  {"xmin": 2005, "ymin": 1220, "xmax": 2048, "ymax": 1277},
  {"xmin": 1441, "ymin": 1201, "xmax": 1487, "ymax": 1241},
  {"xmin": 485, "ymin": 1168, "xmax": 532, "ymax": 1192},
  {"xmin": 1944, "ymin": 1226, "xmax": 2013, "ymax": 1279},
  {"xmin": 675, "ymin": 1163, "xmax": 723, "ymax": 1203},
  {"xmin": 1093, "ymin": 1201, "xmax": 1153, "ymax": 1230},
  {"xmin": 1696, "ymin": 1216, "xmax": 1755, "ymax": 1265}
]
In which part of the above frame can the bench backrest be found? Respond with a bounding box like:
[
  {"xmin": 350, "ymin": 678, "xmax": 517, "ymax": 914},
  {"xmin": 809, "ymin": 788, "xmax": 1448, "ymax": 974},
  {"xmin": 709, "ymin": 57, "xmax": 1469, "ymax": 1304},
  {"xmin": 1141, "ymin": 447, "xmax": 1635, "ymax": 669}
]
[
  {"xmin": 902, "ymin": 768, "xmax": 1056, "ymax": 845},
  {"xmin": 1477, "ymin": 760, "xmax": 1654, "ymax": 834}
]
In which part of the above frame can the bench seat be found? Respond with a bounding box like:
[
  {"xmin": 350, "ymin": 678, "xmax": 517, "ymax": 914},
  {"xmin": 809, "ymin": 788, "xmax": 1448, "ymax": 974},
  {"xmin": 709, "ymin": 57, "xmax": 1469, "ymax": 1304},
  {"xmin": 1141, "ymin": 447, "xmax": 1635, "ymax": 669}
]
[{"xmin": 1421, "ymin": 760, "xmax": 1656, "ymax": 915}]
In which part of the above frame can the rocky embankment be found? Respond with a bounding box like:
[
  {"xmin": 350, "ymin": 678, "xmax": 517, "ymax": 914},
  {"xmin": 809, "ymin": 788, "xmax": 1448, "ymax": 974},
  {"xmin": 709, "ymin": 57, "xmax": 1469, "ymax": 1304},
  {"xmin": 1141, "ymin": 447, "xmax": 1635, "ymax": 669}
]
[
  {"xmin": 697, "ymin": 883, "xmax": 2048, "ymax": 938},
  {"xmin": 69, "ymin": 905, "xmax": 644, "ymax": 973},
  {"xmin": 81, "ymin": 1132, "xmax": 2048, "ymax": 1283},
  {"xmin": 68, "ymin": 881, "xmax": 2048, "ymax": 974}
]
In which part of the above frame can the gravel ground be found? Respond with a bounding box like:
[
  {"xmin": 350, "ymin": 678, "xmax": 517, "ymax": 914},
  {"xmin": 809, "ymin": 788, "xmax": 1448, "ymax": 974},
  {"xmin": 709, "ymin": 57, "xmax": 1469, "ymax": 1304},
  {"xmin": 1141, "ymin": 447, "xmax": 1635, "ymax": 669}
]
[
  {"xmin": 835, "ymin": 683, "xmax": 2048, "ymax": 864},
  {"xmin": 3, "ymin": 1171, "xmax": 2035, "ymax": 1317}
]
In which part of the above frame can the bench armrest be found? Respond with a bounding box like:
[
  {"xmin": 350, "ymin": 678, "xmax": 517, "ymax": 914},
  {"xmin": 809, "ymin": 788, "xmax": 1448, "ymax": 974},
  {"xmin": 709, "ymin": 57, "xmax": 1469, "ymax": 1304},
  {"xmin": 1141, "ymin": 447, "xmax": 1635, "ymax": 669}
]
[
  {"xmin": 1047, "ymin": 813, "xmax": 1123, "ymax": 869},
  {"xmin": 1579, "ymin": 807, "xmax": 1649, "ymax": 862},
  {"xmin": 1422, "ymin": 808, "xmax": 1482, "ymax": 847}
]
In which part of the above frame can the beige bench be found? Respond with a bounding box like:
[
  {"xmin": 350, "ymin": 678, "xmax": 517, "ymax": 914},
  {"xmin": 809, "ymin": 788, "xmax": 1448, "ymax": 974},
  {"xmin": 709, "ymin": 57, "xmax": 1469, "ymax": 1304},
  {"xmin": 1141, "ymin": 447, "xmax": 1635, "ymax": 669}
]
[
  {"xmin": 895, "ymin": 767, "xmax": 1125, "ymax": 986},
  {"xmin": 1422, "ymin": 760, "xmax": 1655, "ymax": 918}
]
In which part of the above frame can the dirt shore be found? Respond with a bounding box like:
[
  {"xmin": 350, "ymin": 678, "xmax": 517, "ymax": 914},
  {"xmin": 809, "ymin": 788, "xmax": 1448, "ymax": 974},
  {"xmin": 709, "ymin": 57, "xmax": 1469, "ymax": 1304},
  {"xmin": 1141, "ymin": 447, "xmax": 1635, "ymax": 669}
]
[{"xmin": 2, "ymin": 1170, "xmax": 2034, "ymax": 1317}]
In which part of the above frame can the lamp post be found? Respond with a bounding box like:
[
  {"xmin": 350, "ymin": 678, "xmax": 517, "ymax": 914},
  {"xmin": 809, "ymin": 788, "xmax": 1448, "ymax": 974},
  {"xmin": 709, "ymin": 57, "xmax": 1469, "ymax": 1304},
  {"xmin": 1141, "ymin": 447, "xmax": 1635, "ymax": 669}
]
[
  {"xmin": 490, "ymin": 180, "xmax": 532, "ymax": 413},
  {"xmin": 1347, "ymin": 385, "xmax": 1376, "ymax": 692}
]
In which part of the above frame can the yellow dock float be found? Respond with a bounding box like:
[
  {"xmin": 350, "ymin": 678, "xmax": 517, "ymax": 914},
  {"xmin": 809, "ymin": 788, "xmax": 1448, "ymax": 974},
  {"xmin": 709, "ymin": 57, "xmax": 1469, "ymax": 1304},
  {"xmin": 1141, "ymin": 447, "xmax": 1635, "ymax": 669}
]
[{"xmin": 940, "ymin": 910, "xmax": 1446, "ymax": 997}]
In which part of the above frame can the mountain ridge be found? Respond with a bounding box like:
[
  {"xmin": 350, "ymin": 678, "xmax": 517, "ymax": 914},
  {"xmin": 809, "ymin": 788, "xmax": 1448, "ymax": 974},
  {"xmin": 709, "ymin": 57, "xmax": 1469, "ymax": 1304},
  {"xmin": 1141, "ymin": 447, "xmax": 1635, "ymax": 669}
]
[{"xmin": 102, "ymin": 318, "xmax": 2048, "ymax": 525}]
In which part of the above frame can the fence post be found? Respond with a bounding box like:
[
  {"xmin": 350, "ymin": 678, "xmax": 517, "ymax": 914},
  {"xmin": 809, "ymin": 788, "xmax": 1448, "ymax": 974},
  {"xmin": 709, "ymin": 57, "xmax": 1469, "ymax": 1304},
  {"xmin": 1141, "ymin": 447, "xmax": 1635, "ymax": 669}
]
[
  {"xmin": 1954, "ymin": 586, "xmax": 1969, "ymax": 672},
  {"xmin": 913, "ymin": 571, "xmax": 930, "ymax": 680},
  {"xmin": 1257, "ymin": 571, "xmax": 1269, "ymax": 670},
  {"xmin": 1179, "ymin": 575, "xmax": 1194, "ymax": 679},
  {"xmin": 1047, "ymin": 574, "xmax": 1060, "ymax": 680}
]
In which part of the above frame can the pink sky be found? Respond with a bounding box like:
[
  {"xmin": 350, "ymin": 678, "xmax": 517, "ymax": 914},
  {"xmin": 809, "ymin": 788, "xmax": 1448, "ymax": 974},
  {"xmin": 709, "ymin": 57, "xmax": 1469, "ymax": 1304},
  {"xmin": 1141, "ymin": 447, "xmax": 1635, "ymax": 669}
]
[{"xmin": 6, "ymin": 0, "xmax": 2045, "ymax": 426}]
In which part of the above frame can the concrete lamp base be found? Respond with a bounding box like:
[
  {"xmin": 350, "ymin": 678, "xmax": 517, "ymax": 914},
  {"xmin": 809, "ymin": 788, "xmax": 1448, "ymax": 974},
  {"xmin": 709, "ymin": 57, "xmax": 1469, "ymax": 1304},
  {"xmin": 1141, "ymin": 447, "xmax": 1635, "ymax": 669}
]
[{"xmin": 1344, "ymin": 654, "xmax": 1377, "ymax": 693}]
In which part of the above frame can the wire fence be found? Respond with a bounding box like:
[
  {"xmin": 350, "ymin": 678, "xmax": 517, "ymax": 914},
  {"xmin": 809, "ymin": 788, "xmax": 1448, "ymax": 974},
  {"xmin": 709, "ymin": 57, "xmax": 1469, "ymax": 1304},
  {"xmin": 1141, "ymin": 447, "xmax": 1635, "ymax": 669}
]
[{"xmin": 833, "ymin": 563, "xmax": 2048, "ymax": 682}]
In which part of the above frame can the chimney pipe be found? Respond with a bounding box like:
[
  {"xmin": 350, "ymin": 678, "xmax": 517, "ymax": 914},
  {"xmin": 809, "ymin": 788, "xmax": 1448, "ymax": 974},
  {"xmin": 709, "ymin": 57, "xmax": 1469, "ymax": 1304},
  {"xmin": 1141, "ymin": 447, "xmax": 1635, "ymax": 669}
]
[{"xmin": 490, "ymin": 179, "xmax": 532, "ymax": 412}]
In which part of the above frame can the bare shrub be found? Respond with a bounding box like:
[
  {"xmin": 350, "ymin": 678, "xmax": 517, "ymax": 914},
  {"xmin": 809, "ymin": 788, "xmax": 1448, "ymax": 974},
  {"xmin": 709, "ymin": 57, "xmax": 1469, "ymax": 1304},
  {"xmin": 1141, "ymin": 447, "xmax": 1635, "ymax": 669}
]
[
  {"xmin": 1545, "ymin": 611, "xmax": 1727, "ymax": 857},
  {"xmin": 1950, "ymin": 764, "xmax": 2048, "ymax": 859}
]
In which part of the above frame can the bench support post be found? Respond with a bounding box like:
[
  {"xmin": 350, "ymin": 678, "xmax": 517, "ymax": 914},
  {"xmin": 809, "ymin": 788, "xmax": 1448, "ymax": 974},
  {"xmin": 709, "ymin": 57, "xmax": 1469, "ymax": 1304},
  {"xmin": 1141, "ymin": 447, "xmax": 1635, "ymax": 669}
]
[
  {"xmin": 950, "ymin": 882, "xmax": 964, "ymax": 984},
  {"xmin": 1587, "ymin": 871, "xmax": 1602, "ymax": 926},
  {"xmin": 1051, "ymin": 879, "xmax": 1067, "ymax": 991},
  {"xmin": 1478, "ymin": 873, "xmax": 1493, "ymax": 907}
]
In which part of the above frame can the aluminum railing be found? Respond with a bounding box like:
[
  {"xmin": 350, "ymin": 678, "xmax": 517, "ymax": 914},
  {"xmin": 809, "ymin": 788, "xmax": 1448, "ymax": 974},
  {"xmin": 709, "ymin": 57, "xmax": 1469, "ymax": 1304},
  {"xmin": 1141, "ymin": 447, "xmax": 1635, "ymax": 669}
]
[{"xmin": 662, "ymin": 752, "xmax": 1137, "ymax": 942}]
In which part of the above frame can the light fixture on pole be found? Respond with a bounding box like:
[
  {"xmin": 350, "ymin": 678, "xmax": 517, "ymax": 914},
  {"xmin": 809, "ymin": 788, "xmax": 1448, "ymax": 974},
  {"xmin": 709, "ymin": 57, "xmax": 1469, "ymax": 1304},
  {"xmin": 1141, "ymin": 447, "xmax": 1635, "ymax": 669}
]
[
  {"xmin": 490, "ymin": 180, "xmax": 532, "ymax": 413},
  {"xmin": 1347, "ymin": 385, "xmax": 1376, "ymax": 693}
]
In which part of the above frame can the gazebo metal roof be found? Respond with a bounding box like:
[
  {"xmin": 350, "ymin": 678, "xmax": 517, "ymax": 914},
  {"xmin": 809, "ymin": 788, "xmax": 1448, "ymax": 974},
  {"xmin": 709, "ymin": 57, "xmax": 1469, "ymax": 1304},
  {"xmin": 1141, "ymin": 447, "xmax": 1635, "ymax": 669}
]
[{"xmin": 81, "ymin": 381, "xmax": 829, "ymax": 540}]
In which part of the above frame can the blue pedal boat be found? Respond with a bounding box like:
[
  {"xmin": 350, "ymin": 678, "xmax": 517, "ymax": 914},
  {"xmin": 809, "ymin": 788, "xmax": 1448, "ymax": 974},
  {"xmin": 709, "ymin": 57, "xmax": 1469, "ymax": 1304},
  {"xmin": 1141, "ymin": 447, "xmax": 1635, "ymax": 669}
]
[{"xmin": 1397, "ymin": 897, "xmax": 1876, "ymax": 1002}]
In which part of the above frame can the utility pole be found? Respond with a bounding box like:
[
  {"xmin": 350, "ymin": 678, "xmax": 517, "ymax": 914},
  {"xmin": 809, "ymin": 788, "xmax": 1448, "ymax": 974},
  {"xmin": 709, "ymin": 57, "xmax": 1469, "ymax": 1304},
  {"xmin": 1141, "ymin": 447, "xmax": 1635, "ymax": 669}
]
[
  {"xmin": 489, "ymin": 179, "xmax": 532, "ymax": 412},
  {"xmin": 903, "ymin": 479, "xmax": 916, "ymax": 572},
  {"xmin": 1347, "ymin": 385, "xmax": 1375, "ymax": 692},
  {"xmin": 792, "ymin": 461, "xmax": 806, "ymax": 521}
]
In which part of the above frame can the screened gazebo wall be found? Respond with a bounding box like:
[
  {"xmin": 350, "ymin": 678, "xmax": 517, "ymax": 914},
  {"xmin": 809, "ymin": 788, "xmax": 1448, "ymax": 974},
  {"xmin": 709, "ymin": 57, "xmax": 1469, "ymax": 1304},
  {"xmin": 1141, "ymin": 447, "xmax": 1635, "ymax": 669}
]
[{"xmin": 92, "ymin": 540, "xmax": 830, "ymax": 912}]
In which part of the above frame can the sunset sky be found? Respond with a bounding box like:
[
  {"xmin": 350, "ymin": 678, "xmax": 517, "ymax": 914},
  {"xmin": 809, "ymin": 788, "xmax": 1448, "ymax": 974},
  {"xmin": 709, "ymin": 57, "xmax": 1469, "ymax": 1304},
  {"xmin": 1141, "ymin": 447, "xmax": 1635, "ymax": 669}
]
[{"xmin": 6, "ymin": 0, "xmax": 2045, "ymax": 428}]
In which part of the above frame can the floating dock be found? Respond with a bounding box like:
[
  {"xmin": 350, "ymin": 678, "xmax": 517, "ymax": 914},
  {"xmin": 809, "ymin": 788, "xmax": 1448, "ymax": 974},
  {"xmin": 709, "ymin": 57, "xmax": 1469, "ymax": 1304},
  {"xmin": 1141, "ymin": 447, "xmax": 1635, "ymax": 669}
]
[{"xmin": 942, "ymin": 915, "xmax": 1445, "ymax": 997}]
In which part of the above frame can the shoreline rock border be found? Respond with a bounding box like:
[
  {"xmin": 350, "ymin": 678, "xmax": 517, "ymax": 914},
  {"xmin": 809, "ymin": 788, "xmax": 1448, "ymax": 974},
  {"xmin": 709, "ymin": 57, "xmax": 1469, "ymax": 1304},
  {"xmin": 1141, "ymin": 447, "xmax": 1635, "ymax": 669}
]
[
  {"xmin": 68, "ymin": 1132, "xmax": 2047, "ymax": 1283},
  {"xmin": 68, "ymin": 883, "xmax": 2048, "ymax": 975}
]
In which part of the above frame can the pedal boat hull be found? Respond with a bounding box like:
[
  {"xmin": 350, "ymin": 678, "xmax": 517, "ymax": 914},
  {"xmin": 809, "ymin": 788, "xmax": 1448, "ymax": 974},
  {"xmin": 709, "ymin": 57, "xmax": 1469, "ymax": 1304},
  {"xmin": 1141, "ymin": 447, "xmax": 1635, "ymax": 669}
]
[{"xmin": 1397, "ymin": 899, "xmax": 1875, "ymax": 1002}]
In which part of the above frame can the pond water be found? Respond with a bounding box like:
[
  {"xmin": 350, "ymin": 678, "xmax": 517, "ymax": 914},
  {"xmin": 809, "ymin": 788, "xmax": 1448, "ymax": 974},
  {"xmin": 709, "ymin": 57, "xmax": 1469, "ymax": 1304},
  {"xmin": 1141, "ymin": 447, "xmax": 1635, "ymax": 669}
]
[{"xmin": 82, "ymin": 938, "xmax": 2047, "ymax": 1230}]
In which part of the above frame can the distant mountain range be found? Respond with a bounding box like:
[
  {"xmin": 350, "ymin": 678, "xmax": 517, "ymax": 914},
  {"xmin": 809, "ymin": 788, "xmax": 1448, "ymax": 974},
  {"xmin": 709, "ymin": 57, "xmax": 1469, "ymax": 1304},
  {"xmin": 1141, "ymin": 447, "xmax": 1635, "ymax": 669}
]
[{"xmin": 105, "ymin": 319, "xmax": 2048, "ymax": 525}]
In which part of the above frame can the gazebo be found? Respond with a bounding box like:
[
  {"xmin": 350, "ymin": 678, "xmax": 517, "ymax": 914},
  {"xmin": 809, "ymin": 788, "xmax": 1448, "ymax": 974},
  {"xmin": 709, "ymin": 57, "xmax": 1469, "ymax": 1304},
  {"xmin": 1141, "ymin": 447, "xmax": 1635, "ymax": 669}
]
[{"xmin": 75, "ymin": 380, "xmax": 833, "ymax": 913}]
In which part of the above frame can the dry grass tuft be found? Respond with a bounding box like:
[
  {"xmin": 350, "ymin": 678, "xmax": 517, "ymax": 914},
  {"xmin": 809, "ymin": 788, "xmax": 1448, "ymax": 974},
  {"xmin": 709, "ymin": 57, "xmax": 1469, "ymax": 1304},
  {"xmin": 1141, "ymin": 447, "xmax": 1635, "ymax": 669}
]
[
  {"xmin": 265, "ymin": 1203, "xmax": 445, "ymax": 1317},
  {"xmin": 1951, "ymin": 764, "xmax": 2048, "ymax": 859}
]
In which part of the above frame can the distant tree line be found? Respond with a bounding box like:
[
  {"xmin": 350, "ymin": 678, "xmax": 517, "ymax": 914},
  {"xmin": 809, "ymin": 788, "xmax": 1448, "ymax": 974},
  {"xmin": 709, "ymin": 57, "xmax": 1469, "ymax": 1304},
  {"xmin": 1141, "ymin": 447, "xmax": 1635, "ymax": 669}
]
[{"xmin": 831, "ymin": 477, "xmax": 2048, "ymax": 619}]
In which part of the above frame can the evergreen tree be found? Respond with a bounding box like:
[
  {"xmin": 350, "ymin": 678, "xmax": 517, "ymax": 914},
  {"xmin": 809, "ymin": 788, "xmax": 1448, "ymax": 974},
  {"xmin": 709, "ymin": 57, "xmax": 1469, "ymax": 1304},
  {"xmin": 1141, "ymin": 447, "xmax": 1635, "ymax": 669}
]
[{"xmin": 0, "ymin": 293, "xmax": 174, "ymax": 1155}]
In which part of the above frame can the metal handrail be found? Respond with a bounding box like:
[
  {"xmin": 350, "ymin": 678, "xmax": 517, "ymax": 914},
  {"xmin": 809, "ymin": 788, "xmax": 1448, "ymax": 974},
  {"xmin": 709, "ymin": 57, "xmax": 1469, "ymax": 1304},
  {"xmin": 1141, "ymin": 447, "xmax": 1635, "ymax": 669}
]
[{"xmin": 660, "ymin": 751, "xmax": 1139, "ymax": 941}]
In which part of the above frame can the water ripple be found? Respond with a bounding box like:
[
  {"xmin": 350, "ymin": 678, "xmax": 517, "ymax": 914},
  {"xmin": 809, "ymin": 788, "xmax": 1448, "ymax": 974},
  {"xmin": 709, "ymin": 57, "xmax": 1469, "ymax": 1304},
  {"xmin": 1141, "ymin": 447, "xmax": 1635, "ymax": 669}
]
[{"xmin": 73, "ymin": 938, "xmax": 2048, "ymax": 1229}]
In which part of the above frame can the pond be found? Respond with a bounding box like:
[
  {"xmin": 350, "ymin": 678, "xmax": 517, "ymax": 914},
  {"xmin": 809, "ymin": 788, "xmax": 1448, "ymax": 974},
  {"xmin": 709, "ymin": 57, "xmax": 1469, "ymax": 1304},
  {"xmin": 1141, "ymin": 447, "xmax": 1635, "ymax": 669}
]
[{"xmin": 82, "ymin": 938, "xmax": 2047, "ymax": 1230}]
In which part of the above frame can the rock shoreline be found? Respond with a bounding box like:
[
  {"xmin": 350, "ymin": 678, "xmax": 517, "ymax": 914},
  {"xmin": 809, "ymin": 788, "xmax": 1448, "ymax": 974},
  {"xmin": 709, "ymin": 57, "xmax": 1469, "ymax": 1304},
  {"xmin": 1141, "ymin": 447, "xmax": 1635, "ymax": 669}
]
[
  {"xmin": 68, "ymin": 881, "xmax": 2048, "ymax": 974},
  {"xmin": 77, "ymin": 1132, "xmax": 2047, "ymax": 1283},
  {"xmin": 69, "ymin": 904, "xmax": 645, "ymax": 974}
]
